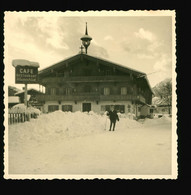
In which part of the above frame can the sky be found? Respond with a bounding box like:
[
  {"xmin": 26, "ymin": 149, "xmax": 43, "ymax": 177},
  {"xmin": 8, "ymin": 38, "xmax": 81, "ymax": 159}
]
[{"xmin": 4, "ymin": 11, "xmax": 175, "ymax": 90}]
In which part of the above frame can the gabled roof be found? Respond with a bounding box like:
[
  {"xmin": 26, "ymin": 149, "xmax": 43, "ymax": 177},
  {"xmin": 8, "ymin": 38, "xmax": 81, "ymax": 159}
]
[
  {"xmin": 39, "ymin": 53, "xmax": 146, "ymax": 76},
  {"xmin": 38, "ymin": 53, "xmax": 153, "ymax": 93}
]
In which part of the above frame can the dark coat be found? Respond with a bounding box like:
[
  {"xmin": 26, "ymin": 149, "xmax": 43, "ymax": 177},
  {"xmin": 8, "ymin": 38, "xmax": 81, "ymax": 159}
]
[{"xmin": 107, "ymin": 110, "xmax": 119, "ymax": 122}]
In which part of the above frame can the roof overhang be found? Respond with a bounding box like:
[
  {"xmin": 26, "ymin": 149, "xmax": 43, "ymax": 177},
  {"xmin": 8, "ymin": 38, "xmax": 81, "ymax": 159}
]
[
  {"xmin": 38, "ymin": 53, "xmax": 153, "ymax": 93},
  {"xmin": 38, "ymin": 53, "xmax": 146, "ymax": 77}
]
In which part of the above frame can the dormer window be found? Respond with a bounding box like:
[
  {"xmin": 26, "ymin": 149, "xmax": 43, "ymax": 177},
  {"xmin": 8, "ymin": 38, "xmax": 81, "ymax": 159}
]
[
  {"xmin": 104, "ymin": 87, "xmax": 110, "ymax": 95},
  {"xmin": 121, "ymin": 87, "xmax": 127, "ymax": 95},
  {"xmin": 105, "ymin": 70, "xmax": 111, "ymax": 75}
]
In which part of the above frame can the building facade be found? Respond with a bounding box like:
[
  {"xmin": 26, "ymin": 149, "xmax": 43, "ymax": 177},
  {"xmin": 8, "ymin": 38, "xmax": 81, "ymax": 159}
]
[
  {"xmin": 36, "ymin": 53, "xmax": 153, "ymax": 118},
  {"xmin": 15, "ymin": 88, "xmax": 44, "ymax": 110}
]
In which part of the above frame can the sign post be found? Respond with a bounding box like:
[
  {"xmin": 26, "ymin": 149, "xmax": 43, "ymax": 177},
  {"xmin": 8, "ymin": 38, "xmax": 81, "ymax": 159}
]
[
  {"xmin": 12, "ymin": 59, "xmax": 40, "ymax": 107},
  {"xmin": 24, "ymin": 83, "xmax": 28, "ymax": 107}
]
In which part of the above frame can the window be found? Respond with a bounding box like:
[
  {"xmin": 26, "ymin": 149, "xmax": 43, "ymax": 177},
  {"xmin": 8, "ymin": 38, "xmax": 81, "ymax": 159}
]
[
  {"xmin": 101, "ymin": 105, "xmax": 111, "ymax": 112},
  {"xmin": 50, "ymin": 88, "xmax": 57, "ymax": 95},
  {"xmin": 121, "ymin": 87, "xmax": 127, "ymax": 95},
  {"xmin": 101, "ymin": 105, "xmax": 106, "ymax": 112},
  {"xmin": 104, "ymin": 87, "xmax": 110, "ymax": 95},
  {"xmin": 101, "ymin": 105, "xmax": 125, "ymax": 113},
  {"xmin": 105, "ymin": 70, "xmax": 112, "ymax": 75},
  {"xmin": 115, "ymin": 105, "xmax": 125, "ymax": 113},
  {"xmin": 48, "ymin": 105, "xmax": 59, "ymax": 112},
  {"xmin": 82, "ymin": 103, "xmax": 91, "ymax": 112},
  {"xmin": 127, "ymin": 105, "xmax": 131, "ymax": 112},
  {"xmin": 62, "ymin": 105, "xmax": 72, "ymax": 112},
  {"xmin": 65, "ymin": 88, "xmax": 71, "ymax": 95}
]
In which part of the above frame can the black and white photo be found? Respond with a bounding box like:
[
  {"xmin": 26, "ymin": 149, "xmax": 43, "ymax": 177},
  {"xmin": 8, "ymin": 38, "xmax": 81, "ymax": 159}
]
[{"xmin": 3, "ymin": 11, "xmax": 177, "ymax": 179}]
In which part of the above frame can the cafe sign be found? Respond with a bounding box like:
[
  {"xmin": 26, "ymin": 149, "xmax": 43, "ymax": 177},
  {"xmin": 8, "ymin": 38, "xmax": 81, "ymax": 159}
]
[
  {"xmin": 15, "ymin": 66, "xmax": 38, "ymax": 84},
  {"xmin": 12, "ymin": 59, "xmax": 39, "ymax": 84}
]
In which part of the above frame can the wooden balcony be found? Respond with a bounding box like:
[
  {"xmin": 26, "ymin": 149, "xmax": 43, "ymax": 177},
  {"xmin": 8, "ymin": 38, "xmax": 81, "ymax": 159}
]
[
  {"xmin": 100, "ymin": 95, "xmax": 135, "ymax": 101},
  {"xmin": 39, "ymin": 75, "xmax": 131, "ymax": 84},
  {"xmin": 36, "ymin": 93, "xmax": 100, "ymax": 101},
  {"xmin": 36, "ymin": 93, "xmax": 138, "ymax": 102}
]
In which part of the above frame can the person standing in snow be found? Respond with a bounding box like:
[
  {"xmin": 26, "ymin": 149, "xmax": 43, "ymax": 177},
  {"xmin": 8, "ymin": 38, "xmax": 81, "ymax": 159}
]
[{"xmin": 107, "ymin": 106, "xmax": 119, "ymax": 131}]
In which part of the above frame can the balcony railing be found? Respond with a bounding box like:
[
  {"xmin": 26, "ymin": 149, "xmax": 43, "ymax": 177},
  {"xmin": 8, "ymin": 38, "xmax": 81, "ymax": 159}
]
[
  {"xmin": 100, "ymin": 95, "xmax": 135, "ymax": 101},
  {"xmin": 36, "ymin": 93, "xmax": 99, "ymax": 101},
  {"xmin": 39, "ymin": 75, "xmax": 131, "ymax": 84},
  {"xmin": 36, "ymin": 93, "xmax": 137, "ymax": 102}
]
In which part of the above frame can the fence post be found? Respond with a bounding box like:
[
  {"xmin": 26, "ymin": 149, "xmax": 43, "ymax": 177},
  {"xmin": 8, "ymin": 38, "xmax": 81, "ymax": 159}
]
[
  {"xmin": 13, "ymin": 114, "xmax": 15, "ymax": 124},
  {"xmin": 8, "ymin": 114, "xmax": 10, "ymax": 125},
  {"xmin": 22, "ymin": 113, "xmax": 24, "ymax": 122},
  {"xmin": 9, "ymin": 111, "xmax": 38, "ymax": 125},
  {"xmin": 11, "ymin": 114, "xmax": 13, "ymax": 124}
]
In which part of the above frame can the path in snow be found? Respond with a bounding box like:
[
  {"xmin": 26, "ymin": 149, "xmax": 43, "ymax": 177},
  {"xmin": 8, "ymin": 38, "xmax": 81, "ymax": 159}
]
[{"xmin": 8, "ymin": 113, "xmax": 172, "ymax": 175}]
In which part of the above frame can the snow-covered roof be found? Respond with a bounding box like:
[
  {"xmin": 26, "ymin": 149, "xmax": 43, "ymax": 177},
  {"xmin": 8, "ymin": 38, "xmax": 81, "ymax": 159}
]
[
  {"xmin": 8, "ymin": 96, "xmax": 20, "ymax": 103},
  {"xmin": 39, "ymin": 53, "xmax": 146, "ymax": 76},
  {"xmin": 14, "ymin": 88, "xmax": 44, "ymax": 96},
  {"xmin": 9, "ymin": 103, "xmax": 41, "ymax": 114},
  {"xmin": 12, "ymin": 59, "xmax": 39, "ymax": 68}
]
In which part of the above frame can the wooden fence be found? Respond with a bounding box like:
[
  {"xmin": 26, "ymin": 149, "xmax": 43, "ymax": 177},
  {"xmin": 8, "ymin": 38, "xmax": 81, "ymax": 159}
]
[{"xmin": 8, "ymin": 113, "xmax": 38, "ymax": 125}]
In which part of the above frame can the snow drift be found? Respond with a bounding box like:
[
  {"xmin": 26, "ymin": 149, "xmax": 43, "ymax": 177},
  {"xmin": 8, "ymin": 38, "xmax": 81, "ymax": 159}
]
[
  {"xmin": 9, "ymin": 111, "xmax": 143, "ymax": 142},
  {"xmin": 9, "ymin": 111, "xmax": 171, "ymax": 144},
  {"xmin": 143, "ymin": 116, "xmax": 172, "ymax": 126},
  {"xmin": 7, "ymin": 111, "xmax": 173, "ymax": 176}
]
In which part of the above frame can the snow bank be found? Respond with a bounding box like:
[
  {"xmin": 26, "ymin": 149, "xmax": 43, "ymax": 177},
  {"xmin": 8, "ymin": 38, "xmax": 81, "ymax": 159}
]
[
  {"xmin": 9, "ymin": 111, "xmax": 141, "ymax": 143},
  {"xmin": 9, "ymin": 111, "xmax": 171, "ymax": 145},
  {"xmin": 9, "ymin": 104, "xmax": 41, "ymax": 115},
  {"xmin": 8, "ymin": 111, "xmax": 173, "ymax": 175},
  {"xmin": 118, "ymin": 112, "xmax": 136, "ymax": 119},
  {"xmin": 142, "ymin": 115, "xmax": 171, "ymax": 127},
  {"xmin": 9, "ymin": 111, "xmax": 106, "ymax": 143}
]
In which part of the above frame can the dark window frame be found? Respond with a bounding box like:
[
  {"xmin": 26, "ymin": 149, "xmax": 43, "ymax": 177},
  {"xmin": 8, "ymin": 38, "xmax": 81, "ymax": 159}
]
[
  {"xmin": 62, "ymin": 105, "xmax": 73, "ymax": 112},
  {"xmin": 48, "ymin": 105, "xmax": 59, "ymax": 112}
]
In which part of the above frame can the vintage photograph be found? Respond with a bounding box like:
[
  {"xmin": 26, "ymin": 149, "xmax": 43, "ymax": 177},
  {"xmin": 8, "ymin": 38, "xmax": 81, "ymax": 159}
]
[{"xmin": 4, "ymin": 11, "xmax": 177, "ymax": 179}]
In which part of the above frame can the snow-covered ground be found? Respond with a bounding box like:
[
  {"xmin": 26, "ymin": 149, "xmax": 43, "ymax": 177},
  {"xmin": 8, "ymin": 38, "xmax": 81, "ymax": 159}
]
[{"xmin": 7, "ymin": 111, "xmax": 174, "ymax": 178}]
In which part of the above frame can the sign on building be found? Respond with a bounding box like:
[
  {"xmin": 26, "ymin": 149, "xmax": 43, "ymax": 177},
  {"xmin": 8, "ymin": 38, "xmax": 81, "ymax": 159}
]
[
  {"xmin": 12, "ymin": 59, "xmax": 39, "ymax": 84},
  {"xmin": 15, "ymin": 66, "xmax": 38, "ymax": 84},
  {"xmin": 12, "ymin": 59, "xmax": 40, "ymax": 106}
]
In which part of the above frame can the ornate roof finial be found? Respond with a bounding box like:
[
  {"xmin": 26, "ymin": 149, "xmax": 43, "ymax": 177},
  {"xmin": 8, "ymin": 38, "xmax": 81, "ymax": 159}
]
[
  {"xmin": 85, "ymin": 22, "xmax": 88, "ymax": 35},
  {"xmin": 80, "ymin": 22, "xmax": 92, "ymax": 54}
]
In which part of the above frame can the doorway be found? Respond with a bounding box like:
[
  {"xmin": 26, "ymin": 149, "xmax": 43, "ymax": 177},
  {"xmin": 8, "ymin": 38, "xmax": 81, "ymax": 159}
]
[{"xmin": 82, "ymin": 103, "xmax": 91, "ymax": 112}]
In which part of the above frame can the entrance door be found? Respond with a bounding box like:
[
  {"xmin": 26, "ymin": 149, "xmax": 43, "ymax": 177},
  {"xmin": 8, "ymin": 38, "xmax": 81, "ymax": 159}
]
[{"xmin": 82, "ymin": 103, "xmax": 91, "ymax": 112}]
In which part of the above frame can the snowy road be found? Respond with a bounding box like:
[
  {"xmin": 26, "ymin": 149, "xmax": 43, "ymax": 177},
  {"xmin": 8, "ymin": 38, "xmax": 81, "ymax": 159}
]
[{"xmin": 8, "ymin": 113, "xmax": 172, "ymax": 175}]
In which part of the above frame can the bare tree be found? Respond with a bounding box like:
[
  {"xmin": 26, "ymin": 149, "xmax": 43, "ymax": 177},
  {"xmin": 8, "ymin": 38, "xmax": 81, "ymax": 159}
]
[{"xmin": 152, "ymin": 78, "xmax": 172, "ymax": 114}]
